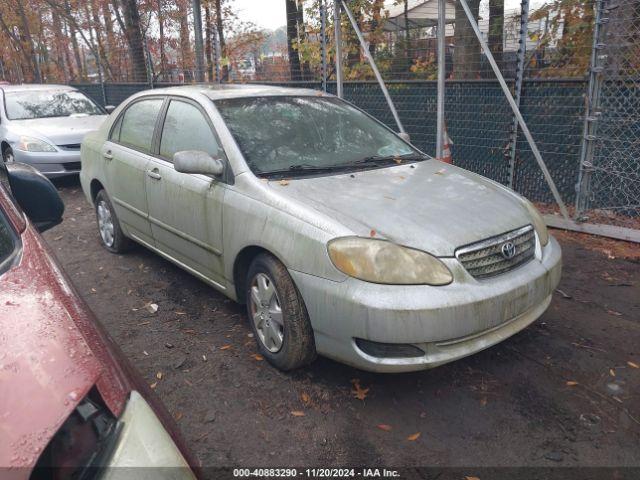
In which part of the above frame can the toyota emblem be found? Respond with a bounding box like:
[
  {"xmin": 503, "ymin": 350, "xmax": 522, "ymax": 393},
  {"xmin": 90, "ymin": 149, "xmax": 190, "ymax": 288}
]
[{"xmin": 501, "ymin": 241, "xmax": 517, "ymax": 260}]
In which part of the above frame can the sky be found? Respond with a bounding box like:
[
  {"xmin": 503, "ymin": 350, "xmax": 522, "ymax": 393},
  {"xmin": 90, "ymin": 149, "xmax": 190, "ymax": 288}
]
[{"xmin": 231, "ymin": 0, "xmax": 547, "ymax": 31}]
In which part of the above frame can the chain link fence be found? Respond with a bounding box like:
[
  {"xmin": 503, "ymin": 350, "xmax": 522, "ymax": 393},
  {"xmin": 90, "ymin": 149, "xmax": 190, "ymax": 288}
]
[
  {"xmin": 575, "ymin": 0, "xmax": 640, "ymax": 231},
  {"xmin": 2, "ymin": 0, "xmax": 637, "ymax": 238}
]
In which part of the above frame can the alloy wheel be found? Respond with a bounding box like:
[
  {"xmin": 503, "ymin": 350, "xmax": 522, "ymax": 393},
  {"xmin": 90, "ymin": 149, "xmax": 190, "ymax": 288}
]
[
  {"xmin": 97, "ymin": 200, "xmax": 115, "ymax": 248},
  {"xmin": 249, "ymin": 273, "xmax": 284, "ymax": 353}
]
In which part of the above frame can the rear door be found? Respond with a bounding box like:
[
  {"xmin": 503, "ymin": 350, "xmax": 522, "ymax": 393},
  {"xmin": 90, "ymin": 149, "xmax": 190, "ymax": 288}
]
[
  {"xmin": 102, "ymin": 97, "xmax": 164, "ymax": 245},
  {"xmin": 145, "ymin": 97, "xmax": 228, "ymax": 288}
]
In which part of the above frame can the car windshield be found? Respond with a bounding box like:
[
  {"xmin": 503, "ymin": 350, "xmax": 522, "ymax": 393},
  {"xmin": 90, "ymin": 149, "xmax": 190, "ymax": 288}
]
[
  {"xmin": 214, "ymin": 96, "xmax": 425, "ymax": 177},
  {"xmin": 4, "ymin": 89, "xmax": 104, "ymax": 120}
]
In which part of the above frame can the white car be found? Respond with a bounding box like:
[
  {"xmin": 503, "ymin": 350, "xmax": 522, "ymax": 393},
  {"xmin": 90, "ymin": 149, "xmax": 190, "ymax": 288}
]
[
  {"xmin": 0, "ymin": 84, "xmax": 109, "ymax": 177},
  {"xmin": 80, "ymin": 84, "xmax": 562, "ymax": 373}
]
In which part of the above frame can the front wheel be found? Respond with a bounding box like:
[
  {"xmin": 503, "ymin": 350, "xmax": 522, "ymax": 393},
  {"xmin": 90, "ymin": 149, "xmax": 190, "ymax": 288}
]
[
  {"xmin": 246, "ymin": 253, "xmax": 316, "ymax": 371},
  {"xmin": 95, "ymin": 189, "xmax": 132, "ymax": 253}
]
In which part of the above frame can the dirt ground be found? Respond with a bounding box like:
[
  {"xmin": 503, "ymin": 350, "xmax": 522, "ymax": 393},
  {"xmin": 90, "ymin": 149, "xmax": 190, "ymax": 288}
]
[{"xmin": 44, "ymin": 178, "xmax": 640, "ymax": 470}]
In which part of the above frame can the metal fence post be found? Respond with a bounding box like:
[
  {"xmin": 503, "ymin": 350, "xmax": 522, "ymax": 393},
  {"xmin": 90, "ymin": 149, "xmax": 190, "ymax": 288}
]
[
  {"xmin": 213, "ymin": 27, "xmax": 221, "ymax": 83},
  {"xmin": 575, "ymin": 0, "xmax": 607, "ymax": 218},
  {"xmin": 320, "ymin": 0, "xmax": 328, "ymax": 92},
  {"xmin": 436, "ymin": 0, "xmax": 446, "ymax": 160},
  {"xmin": 507, "ymin": 0, "xmax": 529, "ymax": 189},
  {"xmin": 334, "ymin": 0, "xmax": 343, "ymax": 98}
]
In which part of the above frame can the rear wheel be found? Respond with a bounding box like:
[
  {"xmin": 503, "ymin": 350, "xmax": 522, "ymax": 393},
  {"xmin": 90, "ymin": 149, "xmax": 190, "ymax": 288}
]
[
  {"xmin": 95, "ymin": 190, "xmax": 132, "ymax": 253},
  {"xmin": 246, "ymin": 253, "xmax": 316, "ymax": 371},
  {"xmin": 2, "ymin": 146, "xmax": 14, "ymax": 164}
]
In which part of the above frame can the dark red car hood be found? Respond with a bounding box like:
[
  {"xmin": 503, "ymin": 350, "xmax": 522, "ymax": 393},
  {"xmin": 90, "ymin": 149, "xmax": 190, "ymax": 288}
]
[
  {"xmin": 0, "ymin": 194, "xmax": 129, "ymax": 474},
  {"xmin": 0, "ymin": 188, "xmax": 200, "ymax": 478}
]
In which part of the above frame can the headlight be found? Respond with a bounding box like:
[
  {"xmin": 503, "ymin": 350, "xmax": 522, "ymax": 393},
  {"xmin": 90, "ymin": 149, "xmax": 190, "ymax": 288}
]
[
  {"xmin": 522, "ymin": 199, "xmax": 549, "ymax": 246},
  {"xmin": 328, "ymin": 237, "xmax": 453, "ymax": 285},
  {"xmin": 16, "ymin": 135, "xmax": 57, "ymax": 152}
]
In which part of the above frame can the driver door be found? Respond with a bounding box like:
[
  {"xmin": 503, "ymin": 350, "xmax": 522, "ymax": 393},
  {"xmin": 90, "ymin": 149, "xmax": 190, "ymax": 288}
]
[{"xmin": 145, "ymin": 98, "xmax": 228, "ymax": 288}]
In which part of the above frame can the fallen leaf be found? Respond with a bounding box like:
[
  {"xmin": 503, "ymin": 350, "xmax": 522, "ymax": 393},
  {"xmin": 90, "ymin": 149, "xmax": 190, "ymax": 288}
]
[
  {"xmin": 480, "ymin": 397, "xmax": 488, "ymax": 407},
  {"xmin": 156, "ymin": 372, "xmax": 163, "ymax": 380},
  {"xmin": 219, "ymin": 345, "xmax": 232, "ymax": 350},
  {"xmin": 566, "ymin": 381, "xmax": 579, "ymax": 386},
  {"xmin": 434, "ymin": 168, "xmax": 446, "ymax": 175},
  {"xmin": 145, "ymin": 302, "xmax": 159, "ymax": 314},
  {"xmin": 301, "ymin": 392, "xmax": 311, "ymax": 404},
  {"xmin": 407, "ymin": 432, "xmax": 421, "ymax": 441},
  {"xmin": 90, "ymin": 288, "xmax": 97, "ymax": 293},
  {"xmin": 202, "ymin": 354, "xmax": 207, "ymax": 362},
  {"xmin": 465, "ymin": 477, "xmax": 481, "ymax": 480},
  {"xmin": 174, "ymin": 411, "xmax": 183, "ymax": 421},
  {"xmin": 279, "ymin": 179, "xmax": 290, "ymax": 186},
  {"xmin": 377, "ymin": 424, "xmax": 392, "ymax": 431},
  {"xmin": 609, "ymin": 368, "xmax": 616, "ymax": 377},
  {"xmin": 628, "ymin": 361, "xmax": 639, "ymax": 369},
  {"xmin": 252, "ymin": 353, "xmax": 264, "ymax": 361},
  {"xmin": 291, "ymin": 410, "xmax": 305, "ymax": 417},
  {"xmin": 369, "ymin": 229, "xmax": 376, "ymax": 237},
  {"xmin": 351, "ymin": 379, "xmax": 370, "ymax": 401},
  {"xmin": 150, "ymin": 382, "xmax": 158, "ymax": 389},
  {"xmin": 393, "ymin": 157, "xmax": 403, "ymax": 164},
  {"xmin": 175, "ymin": 311, "xmax": 187, "ymax": 315},
  {"xmin": 143, "ymin": 350, "xmax": 149, "ymax": 356},
  {"xmin": 606, "ymin": 309, "xmax": 622, "ymax": 316}
]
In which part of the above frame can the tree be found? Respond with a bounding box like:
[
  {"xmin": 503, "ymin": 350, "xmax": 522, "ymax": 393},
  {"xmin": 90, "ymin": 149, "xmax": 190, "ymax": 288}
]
[
  {"xmin": 113, "ymin": 0, "xmax": 148, "ymax": 82},
  {"xmin": 453, "ymin": 0, "xmax": 481, "ymax": 79},
  {"xmin": 488, "ymin": 0, "xmax": 504, "ymax": 71},
  {"xmin": 285, "ymin": 0, "xmax": 302, "ymax": 80}
]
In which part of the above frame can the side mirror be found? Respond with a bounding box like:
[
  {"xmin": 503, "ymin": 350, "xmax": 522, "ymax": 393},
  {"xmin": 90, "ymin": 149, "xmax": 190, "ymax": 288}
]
[
  {"xmin": 105, "ymin": 105, "xmax": 116, "ymax": 114},
  {"xmin": 173, "ymin": 150, "xmax": 224, "ymax": 177},
  {"xmin": 6, "ymin": 163, "xmax": 64, "ymax": 232},
  {"xmin": 398, "ymin": 132, "xmax": 411, "ymax": 143}
]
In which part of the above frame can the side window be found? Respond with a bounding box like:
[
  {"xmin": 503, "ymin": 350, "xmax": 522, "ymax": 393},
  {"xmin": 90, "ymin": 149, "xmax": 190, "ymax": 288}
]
[
  {"xmin": 119, "ymin": 98, "xmax": 164, "ymax": 154},
  {"xmin": 160, "ymin": 100, "xmax": 221, "ymax": 161}
]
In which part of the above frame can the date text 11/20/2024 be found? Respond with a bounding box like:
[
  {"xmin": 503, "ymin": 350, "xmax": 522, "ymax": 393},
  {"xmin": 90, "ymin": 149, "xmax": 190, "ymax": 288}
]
[{"xmin": 233, "ymin": 469, "xmax": 401, "ymax": 478}]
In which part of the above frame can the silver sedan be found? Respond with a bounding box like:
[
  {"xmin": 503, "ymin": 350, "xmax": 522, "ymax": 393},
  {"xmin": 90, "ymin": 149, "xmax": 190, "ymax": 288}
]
[
  {"xmin": 0, "ymin": 84, "xmax": 108, "ymax": 177},
  {"xmin": 80, "ymin": 85, "xmax": 562, "ymax": 372}
]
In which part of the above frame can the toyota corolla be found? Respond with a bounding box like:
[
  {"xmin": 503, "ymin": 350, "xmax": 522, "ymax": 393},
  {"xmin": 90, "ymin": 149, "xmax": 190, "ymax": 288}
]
[{"xmin": 80, "ymin": 85, "xmax": 562, "ymax": 373}]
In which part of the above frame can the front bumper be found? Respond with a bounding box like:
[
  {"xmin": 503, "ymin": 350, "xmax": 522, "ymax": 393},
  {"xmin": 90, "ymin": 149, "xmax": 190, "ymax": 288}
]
[
  {"xmin": 291, "ymin": 236, "xmax": 562, "ymax": 373},
  {"xmin": 13, "ymin": 148, "xmax": 81, "ymax": 177},
  {"xmin": 100, "ymin": 391, "xmax": 196, "ymax": 479}
]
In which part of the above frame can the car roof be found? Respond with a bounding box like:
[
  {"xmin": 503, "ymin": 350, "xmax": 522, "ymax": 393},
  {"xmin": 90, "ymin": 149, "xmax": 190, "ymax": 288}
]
[
  {"xmin": 143, "ymin": 84, "xmax": 328, "ymax": 101},
  {"xmin": 0, "ymin": 83, "xmax": 76, "ymax": 93}
]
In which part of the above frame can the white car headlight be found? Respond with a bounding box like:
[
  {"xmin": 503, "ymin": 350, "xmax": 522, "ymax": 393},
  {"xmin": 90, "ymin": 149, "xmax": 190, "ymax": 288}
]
[
  {"xmin": 521, "ymin": 199, "xmax": 549, "ymax": 247},
  {"xmin": 16, "ymin": 135, "xmax": 57, "ymax": 152},
  {"xmin": 328, "ymin": 237, "xmax": 453, "ymax": 285}
]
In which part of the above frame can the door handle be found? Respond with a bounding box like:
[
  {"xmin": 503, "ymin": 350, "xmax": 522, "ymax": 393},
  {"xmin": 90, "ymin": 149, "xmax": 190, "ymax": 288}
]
[
  {"xmin": 103, "ymin": 150, "xmax": 113, "ymax": 160},
  {"xmin": 147, "ymin": 169, "xmax": 162, "ymax": 180}
]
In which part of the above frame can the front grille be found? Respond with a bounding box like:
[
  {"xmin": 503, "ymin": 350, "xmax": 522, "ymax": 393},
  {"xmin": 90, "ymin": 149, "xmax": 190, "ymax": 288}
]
[
  {"xmin": 63, "ymin": 161, "xmax": 82, "ymax": 171},
  {"xmin": 59, "ymin": 143, "xmax": 81, "ymax": 150},
  {"xmin": 456, "ymin": 225, "xmax": 536, "ymax": 279}
]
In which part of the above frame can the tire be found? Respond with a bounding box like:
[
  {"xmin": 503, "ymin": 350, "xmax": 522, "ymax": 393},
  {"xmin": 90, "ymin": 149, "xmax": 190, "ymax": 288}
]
[
  {"xmin": 94, "ymin": 189, "xmax": 132, "ymax": 253},
  {"xmin": 2, "ymin": 146, "xmax": 14, "ymax": 164},
  {"xmin": 246, "ymin": 253, "xmax": 316, "ymax": 371}
]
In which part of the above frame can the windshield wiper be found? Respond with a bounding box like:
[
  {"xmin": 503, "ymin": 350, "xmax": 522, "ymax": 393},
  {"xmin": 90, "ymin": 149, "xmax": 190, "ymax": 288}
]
[
  {"xmin": 349, "ymin": 153, "xmax": 429, "ymax": 165},
  {"xmin": 258, "ymin": 164, "xmax": 344, "ymax": 178}
]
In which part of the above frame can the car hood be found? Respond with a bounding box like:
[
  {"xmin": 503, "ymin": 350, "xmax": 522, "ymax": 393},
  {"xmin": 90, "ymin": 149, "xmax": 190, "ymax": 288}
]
[
  {"xmin": 0, "ymin": 222, "xmax": 121, "ymax": 473},
  {"xmin": 8, "ymin": 115, "xmax": 107, "ymax": 146},
  {"xmin": 268, "ymin": 161, "xmax": 531, "ymax": 256}
]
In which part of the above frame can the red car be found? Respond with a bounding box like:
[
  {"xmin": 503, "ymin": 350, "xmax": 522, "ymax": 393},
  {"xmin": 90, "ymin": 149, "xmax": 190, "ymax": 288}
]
[{"xmin": 0, "ymin": 162, "xmax": 198, "ymax": 479}]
